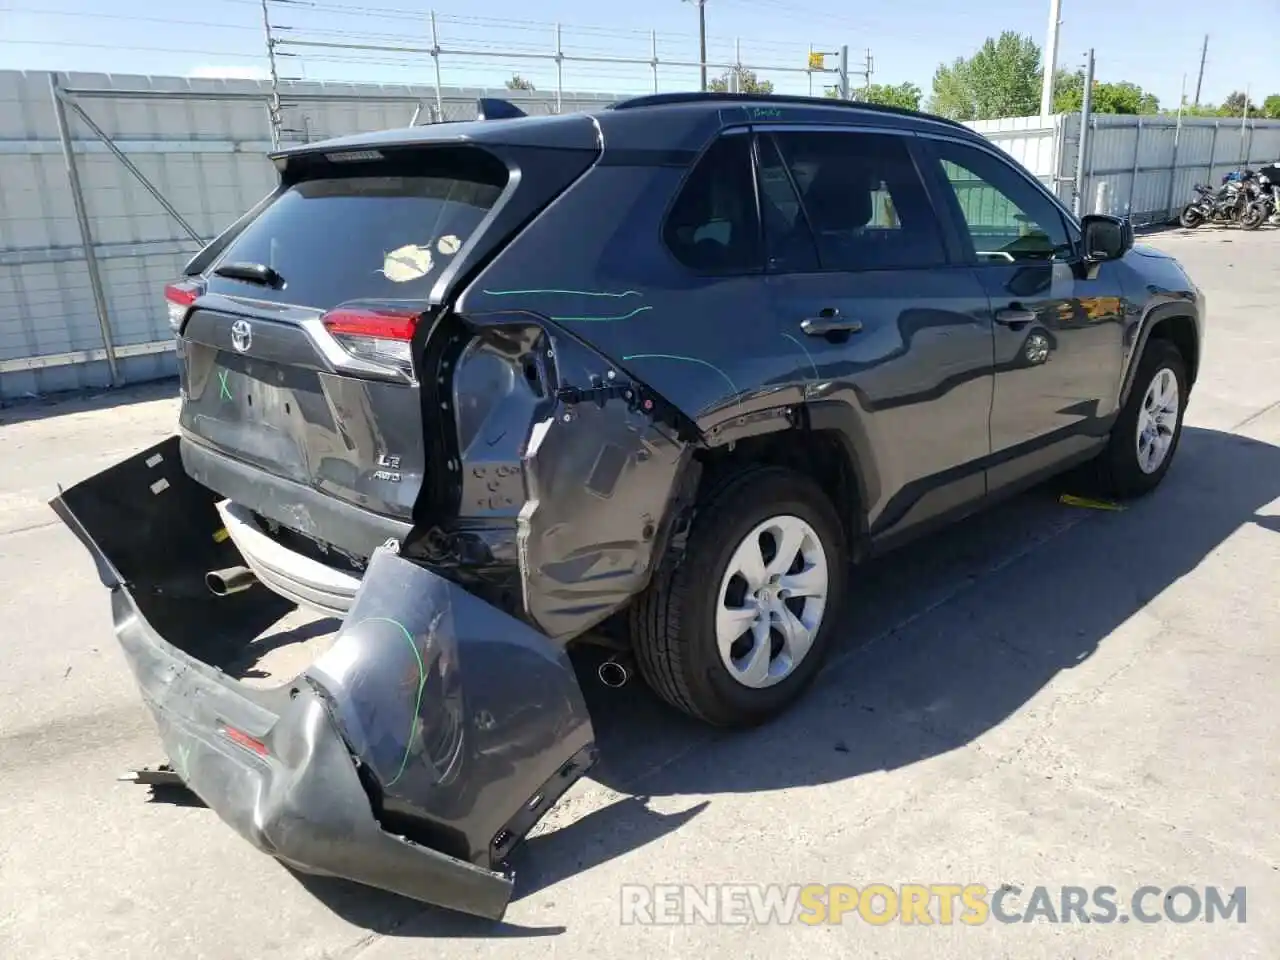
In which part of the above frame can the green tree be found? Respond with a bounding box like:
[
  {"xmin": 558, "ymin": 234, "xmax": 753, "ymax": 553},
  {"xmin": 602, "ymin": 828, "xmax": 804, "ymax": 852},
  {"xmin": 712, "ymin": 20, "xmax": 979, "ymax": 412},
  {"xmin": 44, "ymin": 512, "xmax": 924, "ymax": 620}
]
[
  {"xmin": 1052, "ymin": 69, "xmax": 1084, "ymax": 112},
  {"xmin": 1263, "ymin": 94, "xmax": 1280, "ymax": 119},
  {"xmin": 929, "ymin": 56, "xmax": 978, "ymax": 120},
  {"xmin": 856, "ymin": 82, "xmax": 923, "ymax": 111},
  {"xmin": 708, "ymin": 67, "xmax": 774, "ymax": 95},
  {"xmin": 1218, "ymin": 90, "xmax": 1258, "ymax": 116},
  {"xmin": 928, "ymin": 31, "xmax": 1041, "ymax": 120},
  {"xmin": 1181, "ymin": 102, "xmax": 1223, "ymax": 117},
  {"xmin": 505, "ymin": 74, "xmax": 535, "ymax": 91},
  {"xmin": 1087, "ymin": 80, "xmax": 1159, "ymax": 115}
]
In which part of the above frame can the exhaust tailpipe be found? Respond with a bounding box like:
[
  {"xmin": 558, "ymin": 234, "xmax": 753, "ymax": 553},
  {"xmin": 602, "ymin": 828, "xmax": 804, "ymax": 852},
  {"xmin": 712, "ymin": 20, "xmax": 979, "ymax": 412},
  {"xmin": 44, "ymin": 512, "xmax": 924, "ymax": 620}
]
[
  {"xmin": 206, "ymin": 565, "xmax": 257, "ymax": 597},
  {"xmin": 597, "ymin": 656, "xmax": 630, "ymax": 689}
]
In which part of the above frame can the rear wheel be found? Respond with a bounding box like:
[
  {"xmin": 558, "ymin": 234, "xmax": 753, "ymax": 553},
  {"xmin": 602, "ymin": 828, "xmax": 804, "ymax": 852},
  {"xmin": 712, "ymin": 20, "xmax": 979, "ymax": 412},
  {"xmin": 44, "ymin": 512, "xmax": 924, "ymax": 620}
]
[
  {"xmin": 630, "ymin": 465, "xmax": 847, "ymax": 727},
  {"xmin": 1178, "ymin": 203, "xmax": 1205, "ymax": 229},
  {"xmin": 1097, "ymin": 339, "xmax": 1188, "ymax": 499}
]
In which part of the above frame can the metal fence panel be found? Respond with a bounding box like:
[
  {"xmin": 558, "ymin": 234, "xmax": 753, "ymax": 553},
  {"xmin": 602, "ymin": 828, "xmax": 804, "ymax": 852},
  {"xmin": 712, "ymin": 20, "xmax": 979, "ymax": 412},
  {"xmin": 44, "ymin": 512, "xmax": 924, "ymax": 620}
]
[
  {"xmin": 969, "ymin": 112, "xmax": 1280, "ymax": 228},
  {"xmin": 0, "ymin": 69, "xmax": 625, "ymax": 399}
]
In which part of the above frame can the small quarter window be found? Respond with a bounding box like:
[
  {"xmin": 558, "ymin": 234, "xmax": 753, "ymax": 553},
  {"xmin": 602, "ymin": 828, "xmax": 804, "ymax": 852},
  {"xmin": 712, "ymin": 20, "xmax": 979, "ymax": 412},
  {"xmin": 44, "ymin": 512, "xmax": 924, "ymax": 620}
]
[{"xmin": 663, "ymin": 135, "xmax": 762, "ymax": 274}]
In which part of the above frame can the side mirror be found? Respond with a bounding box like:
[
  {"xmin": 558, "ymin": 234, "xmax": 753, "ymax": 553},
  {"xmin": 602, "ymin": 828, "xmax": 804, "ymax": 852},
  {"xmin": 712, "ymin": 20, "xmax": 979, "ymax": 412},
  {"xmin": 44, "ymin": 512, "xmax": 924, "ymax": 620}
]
[{"xmin": 1081, "ymin": 214, "xmax": 1133, "ymax": 262}]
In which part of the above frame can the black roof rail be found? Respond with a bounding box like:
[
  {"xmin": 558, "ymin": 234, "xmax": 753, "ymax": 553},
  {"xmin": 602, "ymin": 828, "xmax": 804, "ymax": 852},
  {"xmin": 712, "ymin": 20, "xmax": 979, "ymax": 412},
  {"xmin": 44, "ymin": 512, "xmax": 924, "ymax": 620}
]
[{"xmin": 608, "ymin": 91, "xmax": 970, "ymax": 131}]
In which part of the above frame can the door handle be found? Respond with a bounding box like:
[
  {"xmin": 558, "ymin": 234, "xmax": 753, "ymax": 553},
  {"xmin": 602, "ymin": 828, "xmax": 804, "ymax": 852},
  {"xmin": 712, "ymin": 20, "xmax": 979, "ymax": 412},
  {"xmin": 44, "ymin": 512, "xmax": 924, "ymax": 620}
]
[
  {"xmin": 994, "ymin": 305, "xmax": 1037, "ymax": 327},
  {"xmin": 801, "ymin": 309, "xmax": 863, "ymax": 336}
]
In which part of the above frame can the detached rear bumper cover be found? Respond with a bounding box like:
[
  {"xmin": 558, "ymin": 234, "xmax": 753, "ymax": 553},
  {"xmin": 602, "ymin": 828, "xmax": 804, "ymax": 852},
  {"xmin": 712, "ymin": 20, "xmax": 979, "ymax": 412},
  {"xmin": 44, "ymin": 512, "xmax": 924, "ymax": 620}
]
[{"xmin": 50, "ymin": 437, "xmax": 596, "ymax": 920}]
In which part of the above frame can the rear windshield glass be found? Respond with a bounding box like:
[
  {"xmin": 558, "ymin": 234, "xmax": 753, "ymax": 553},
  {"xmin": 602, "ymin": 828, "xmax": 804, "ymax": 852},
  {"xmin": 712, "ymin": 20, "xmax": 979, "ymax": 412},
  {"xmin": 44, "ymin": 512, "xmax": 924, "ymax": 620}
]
[{"xmin": 207, "ymin": 150, "xmax": 507, "ymax": 307}]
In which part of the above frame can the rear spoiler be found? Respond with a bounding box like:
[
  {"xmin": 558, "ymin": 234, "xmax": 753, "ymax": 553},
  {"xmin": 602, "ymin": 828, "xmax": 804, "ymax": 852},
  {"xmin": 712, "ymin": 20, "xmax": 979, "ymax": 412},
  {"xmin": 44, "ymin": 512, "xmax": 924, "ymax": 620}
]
[
  {"xmin": 475, "ymin": 97, "xmax": 527, "ymax": 121},
  {"xmin": 266, "ymin": 98, "xmax": 594, "ymax": 172}
]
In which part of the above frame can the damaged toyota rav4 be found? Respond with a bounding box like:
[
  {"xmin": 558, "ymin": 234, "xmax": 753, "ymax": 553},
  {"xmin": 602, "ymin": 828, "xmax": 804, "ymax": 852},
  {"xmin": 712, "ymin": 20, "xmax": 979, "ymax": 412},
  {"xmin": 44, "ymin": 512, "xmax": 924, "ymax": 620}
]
[{"xmin": 54, "ymin": 93, "xmax": 1204, "ymax": 919}]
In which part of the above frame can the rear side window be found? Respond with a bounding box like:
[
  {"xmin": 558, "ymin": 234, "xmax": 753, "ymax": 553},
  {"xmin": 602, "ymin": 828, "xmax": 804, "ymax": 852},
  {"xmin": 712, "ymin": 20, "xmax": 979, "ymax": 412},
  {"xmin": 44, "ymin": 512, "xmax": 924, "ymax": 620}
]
[
  {"xmin": 207, "ymin": 148, "xmax": 507, "ymax": 307},
  {"xmin": 760, "ymin": 131, "xmax": 948, "ymax": 273},
  {"xmin": 663, "ymin": 135, "xmax": 762, "ymax": 274}
]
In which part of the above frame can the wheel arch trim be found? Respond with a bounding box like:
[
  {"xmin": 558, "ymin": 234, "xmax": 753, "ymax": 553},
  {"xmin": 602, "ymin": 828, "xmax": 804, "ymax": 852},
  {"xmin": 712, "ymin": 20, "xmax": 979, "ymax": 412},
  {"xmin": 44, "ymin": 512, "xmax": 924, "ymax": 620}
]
[{"xmin": 1119, "ymin": 301, "xmax": 1201, "ymax": 408}]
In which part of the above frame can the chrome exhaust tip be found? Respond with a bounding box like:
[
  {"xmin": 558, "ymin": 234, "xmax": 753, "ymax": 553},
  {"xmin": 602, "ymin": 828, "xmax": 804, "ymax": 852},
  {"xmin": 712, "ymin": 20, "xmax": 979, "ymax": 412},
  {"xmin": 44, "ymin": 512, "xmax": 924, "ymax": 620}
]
[
  {"xmin": 597, "ymin": 657, "xmax": 630, "ymax": 689},
  {"xmin": 206, "ymin": 565, "xmax": 257, "ymax": 597}
]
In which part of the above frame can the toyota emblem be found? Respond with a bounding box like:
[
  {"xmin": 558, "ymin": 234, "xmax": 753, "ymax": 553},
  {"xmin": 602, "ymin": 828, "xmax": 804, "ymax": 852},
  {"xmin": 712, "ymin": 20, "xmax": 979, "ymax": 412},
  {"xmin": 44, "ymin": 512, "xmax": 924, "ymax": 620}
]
[{"xmin": 230, "ymin": 319, "xmax": 253, "ymax": 353}]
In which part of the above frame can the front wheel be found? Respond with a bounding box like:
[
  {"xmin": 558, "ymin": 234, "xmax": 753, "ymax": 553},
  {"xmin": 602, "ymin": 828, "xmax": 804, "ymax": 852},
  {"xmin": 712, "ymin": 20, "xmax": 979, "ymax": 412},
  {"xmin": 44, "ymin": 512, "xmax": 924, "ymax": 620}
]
[
  {"xmin": 630, "ymin": 465, "xmax": 848, "ymax": 727},
  {"xmin": 1097, "ymin": 339, "xmax": 1188, "ymax": 499},
  {"xmin": 1178, "ymin": 203, "xmax": 1205, "ymax": 229},
  {"xmin": 1241, "ymin": 201, "xmax": 1267, "ymax": 230}
]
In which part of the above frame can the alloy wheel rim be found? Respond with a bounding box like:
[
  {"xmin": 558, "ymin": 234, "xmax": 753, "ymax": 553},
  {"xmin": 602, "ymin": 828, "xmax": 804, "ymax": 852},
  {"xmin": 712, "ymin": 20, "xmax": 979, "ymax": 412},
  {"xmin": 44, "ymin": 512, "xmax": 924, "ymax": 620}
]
[
  {"xmin": 1136, "ymin": 367, "xmax": 1180, "ymax": 474},
  {"xmin": 714, "ymin": 514, "xmax": 829, "ymax": 689}
]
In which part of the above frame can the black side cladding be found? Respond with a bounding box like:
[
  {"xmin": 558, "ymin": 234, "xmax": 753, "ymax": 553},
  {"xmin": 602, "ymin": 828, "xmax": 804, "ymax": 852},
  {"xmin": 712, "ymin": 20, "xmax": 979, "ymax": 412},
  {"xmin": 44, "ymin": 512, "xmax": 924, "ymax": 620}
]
[{"xmin": 50, "ymin": 436, "xmax": 598, "ymax": 920}]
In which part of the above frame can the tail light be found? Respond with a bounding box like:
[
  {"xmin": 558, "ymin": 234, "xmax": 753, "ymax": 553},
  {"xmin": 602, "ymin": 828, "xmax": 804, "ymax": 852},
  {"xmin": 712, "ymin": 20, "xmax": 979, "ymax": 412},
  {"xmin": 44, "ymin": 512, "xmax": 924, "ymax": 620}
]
[
  {"xmin": 164, "ymin": 280, "xmax": 203, "ymax": 332},
  {"xmin": 322, "ymin": 305, "xmax": 422, "ymax": 375}
]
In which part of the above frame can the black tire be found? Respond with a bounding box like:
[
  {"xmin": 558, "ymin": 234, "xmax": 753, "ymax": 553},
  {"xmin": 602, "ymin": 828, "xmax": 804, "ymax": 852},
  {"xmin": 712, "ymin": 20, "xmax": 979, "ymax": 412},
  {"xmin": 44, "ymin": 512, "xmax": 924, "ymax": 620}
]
[
  {"xmin": 1178, "ymin": 203, "xmax": 1205, "ymax": 229},
  {"xmin": 1241, "ymin": 201, "xmax": 1266, "ymax": 230},
  {"xmin": 629, "ymin": 465, "xmax": 848, "ymax": 727},
  {"xmin": 1097, "ymin": 339, "xmax": 1188, "ymax": 499}
]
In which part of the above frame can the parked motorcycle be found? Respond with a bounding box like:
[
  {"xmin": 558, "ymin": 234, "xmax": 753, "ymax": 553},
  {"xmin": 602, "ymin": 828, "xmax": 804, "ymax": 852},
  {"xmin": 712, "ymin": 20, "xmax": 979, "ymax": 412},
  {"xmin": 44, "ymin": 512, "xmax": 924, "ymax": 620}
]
[
  {"xmin": 1255, "ymin": 163, "xmax": 1280, "ymax": 225},
  {"xmin": 1178, "ymin": 170, "xmax": 1268, "ymax": 230}
]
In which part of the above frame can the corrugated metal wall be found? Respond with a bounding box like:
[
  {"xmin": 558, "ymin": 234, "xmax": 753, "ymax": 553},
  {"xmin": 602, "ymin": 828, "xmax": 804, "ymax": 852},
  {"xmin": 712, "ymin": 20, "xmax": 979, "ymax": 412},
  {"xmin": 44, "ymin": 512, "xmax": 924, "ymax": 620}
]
[
  {"xmin": 0, "ymin": 70, "xmax": 618, "ymax": 400},
  {"xmin": 970, "ymin": 112, "xmax": 1280, "ymax": 225},
  {"xmin": 1078, "ymin": 114, "xmax": 1280, "ymax": 224}
]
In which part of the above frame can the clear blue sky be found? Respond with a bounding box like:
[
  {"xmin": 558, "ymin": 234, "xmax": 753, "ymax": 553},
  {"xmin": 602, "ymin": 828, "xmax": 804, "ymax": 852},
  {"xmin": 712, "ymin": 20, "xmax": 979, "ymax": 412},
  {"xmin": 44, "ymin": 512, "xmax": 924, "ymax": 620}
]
[{"xmin": 3, "ymin": 0, "xmax": 1277, "ymax": 110}]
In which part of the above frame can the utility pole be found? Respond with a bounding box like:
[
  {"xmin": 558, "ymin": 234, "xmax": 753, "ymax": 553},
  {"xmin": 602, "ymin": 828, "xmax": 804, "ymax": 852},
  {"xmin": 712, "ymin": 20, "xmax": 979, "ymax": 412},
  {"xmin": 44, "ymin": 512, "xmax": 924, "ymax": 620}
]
[
  {"xmin": 1239, "ymin": 82, "xmax": 1251, "ymax": 165},
  {"xmin": 690, "ymin": 0, "xmax": 708, "ymax": 92},
  {"xmin": 1193, "ymin": 34, "xmax": 1208, "ymax": 108},
  {"xmin": 1073, "ymin": 48, "xmax": 1095, "ymax": 217},
  {"xmin": 1039, "ymin": 0, "xmax": 1062, "ymax": 116},
  {"xmin": 260, "ymin": 0, "xmax": 283, "ymax": 146},
  {"xmin": 864, "ymin": 47, "xmax": 873, "ymax": 96}
]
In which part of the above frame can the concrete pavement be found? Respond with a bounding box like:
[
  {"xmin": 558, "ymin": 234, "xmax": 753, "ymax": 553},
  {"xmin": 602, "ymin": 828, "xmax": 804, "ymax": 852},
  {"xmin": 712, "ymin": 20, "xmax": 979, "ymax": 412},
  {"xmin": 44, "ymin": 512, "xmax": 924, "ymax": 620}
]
[{"xmin": 1, "ymin": 229, "xmax": 1277, "ymax": 959}]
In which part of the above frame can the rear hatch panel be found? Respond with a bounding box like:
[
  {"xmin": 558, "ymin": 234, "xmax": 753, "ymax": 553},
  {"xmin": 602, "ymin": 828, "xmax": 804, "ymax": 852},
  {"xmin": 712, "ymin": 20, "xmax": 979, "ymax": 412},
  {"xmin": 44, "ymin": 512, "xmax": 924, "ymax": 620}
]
[
  {"xmin": 179, "ymin": 299, "xmax": 425, "ymax": 523},
  {"xmin": 176, "ymin": 140, "xmax": 599, "ymax": 543}
]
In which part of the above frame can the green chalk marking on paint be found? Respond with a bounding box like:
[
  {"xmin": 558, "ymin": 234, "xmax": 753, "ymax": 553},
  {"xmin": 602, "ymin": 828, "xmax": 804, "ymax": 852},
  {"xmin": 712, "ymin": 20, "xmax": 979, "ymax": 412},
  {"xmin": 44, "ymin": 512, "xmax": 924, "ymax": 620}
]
[
  {"xmin": 781, "ymin": 332, "xmax": 820, "ymax": 382},
  {"xmin": 348, "ymin": 616, "xmax": 425, "ymax": 788},
  {"xmin": 622, "ymin": 352, "xmax": 743, "ymax": 410},
  {"xmin": 217, "ymin": 369, "xmax": 232, "ymax": 401}
]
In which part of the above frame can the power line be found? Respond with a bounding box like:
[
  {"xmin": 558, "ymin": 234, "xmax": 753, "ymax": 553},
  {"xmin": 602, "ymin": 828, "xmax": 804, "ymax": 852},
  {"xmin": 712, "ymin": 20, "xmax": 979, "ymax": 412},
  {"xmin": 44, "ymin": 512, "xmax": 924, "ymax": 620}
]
[
  {"xmin": 0, "ymin": 38, "xmax": 266, "ymax": 59},
  {"xmin": 4, "ymin": 7, "xmax": 262, "ymax": 31}
]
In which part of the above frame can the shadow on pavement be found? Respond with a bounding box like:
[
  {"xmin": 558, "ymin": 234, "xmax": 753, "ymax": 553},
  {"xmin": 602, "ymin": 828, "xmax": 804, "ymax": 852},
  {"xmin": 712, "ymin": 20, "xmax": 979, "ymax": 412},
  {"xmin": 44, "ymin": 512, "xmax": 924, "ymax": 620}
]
[
  {"xmin": 286, "ymin": 426, "xmax": 1280, "ymax": 938},
  {"xmin": 0, "ymin": 378, "xmax": 177, "ymax": 426},
  {"xmin": 574, "ymin": 427, "xmax": 1280, "ymax": 798}
]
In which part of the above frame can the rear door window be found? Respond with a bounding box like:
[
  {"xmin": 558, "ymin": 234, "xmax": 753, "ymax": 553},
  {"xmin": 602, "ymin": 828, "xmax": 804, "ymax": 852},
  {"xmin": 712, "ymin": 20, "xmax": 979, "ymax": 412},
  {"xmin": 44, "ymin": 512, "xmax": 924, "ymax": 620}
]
[
  {"xmin": 760, "ymin": 130, "xmax": 948, "ymax": 273},
  {"xmin": 207, "ymin": 148, "xmax": 508, "ymax": 307}
]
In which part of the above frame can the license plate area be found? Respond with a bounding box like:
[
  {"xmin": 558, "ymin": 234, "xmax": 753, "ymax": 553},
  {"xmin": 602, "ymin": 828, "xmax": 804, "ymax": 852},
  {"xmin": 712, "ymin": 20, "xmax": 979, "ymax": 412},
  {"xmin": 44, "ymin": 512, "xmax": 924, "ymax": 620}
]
[{"xmin": 181, "ymin": 346, "xmax": 324, "ymax": 483}]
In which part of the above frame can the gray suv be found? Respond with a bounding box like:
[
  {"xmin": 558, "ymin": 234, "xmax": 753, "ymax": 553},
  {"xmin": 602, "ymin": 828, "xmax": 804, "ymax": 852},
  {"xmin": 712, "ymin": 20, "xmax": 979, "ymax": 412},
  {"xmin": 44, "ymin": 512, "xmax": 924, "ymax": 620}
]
[{"xmin": 55, "ymin": 93, "xmax": 1203, "ymax": 917}]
